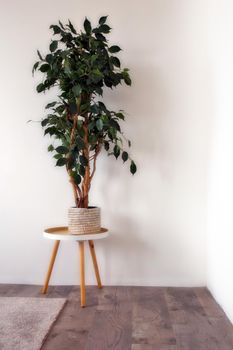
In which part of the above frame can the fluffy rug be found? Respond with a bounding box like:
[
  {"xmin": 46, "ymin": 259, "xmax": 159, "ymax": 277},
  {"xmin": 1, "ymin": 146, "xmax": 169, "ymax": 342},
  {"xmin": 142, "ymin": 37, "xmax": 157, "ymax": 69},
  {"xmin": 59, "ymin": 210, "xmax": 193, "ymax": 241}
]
[{"xmin": 0, "ymin": 297, "xmax": 66, "ymax": 350}]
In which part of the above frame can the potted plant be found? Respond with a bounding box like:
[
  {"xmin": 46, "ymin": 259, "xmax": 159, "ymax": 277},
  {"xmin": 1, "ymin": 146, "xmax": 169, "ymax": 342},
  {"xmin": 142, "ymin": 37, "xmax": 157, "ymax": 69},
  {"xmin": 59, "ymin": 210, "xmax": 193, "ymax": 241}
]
[{"xmin": 33, "ymin": 17, "xmax": 137, "ymax": 234}]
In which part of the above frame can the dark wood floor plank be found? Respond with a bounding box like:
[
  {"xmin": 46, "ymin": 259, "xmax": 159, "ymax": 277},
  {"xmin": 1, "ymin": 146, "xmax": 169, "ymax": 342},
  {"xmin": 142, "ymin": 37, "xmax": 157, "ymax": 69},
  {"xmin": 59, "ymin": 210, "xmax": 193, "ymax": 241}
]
[
  {"xmin": 42, "ymin": 285, "xmax": 74, "ymax": 298},
  {"xmin": 166, "ymin": 287, "xmax": 216, "ymax": 350},
  {"xmin": 195, "ymin": 287, "xmax": 225, "ymax": 318},
  {"xmin": 195, "ymin": 288, "xmax": 233, "ymax": 349},
  {"xmin": 0, "ymin": 284, "xmax": 39, "ymax": 297},
  {"xmin": 96, "ymin": 286, "xmax": 118, "ymax": 311},
  {"xmin": 132, "ymin": 287, "xmax": 176, "ymax": 347},
  {"xmin": 132, "ymin": 345, "xmax": 177, "ymax": 350},
  {"xmin": 85, "ymin": 287, "xmax": 132, "ymax": 350},
  {"xmin": 165, "ymin": 287, "xmax": 233, "ymax": 350},
  {"xmin": 42, "ymin": 286, "xmax": 99, "ymax": 350}
]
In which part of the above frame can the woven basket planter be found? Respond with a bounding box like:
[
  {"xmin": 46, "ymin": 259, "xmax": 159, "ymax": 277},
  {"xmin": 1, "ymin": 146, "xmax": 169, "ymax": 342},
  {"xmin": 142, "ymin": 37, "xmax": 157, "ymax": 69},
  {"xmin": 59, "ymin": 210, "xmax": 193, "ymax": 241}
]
[{"xmin": 68, "ymin": 207, "xmax": 101, "ymax": 235}]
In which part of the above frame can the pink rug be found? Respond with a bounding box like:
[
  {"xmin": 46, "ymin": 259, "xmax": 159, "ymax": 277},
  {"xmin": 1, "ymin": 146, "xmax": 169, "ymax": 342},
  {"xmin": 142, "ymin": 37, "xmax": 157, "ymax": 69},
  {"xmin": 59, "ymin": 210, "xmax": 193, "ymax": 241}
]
[{"xmin": 0, "ymin": 297, "xmax": 66, "ymax": 350}]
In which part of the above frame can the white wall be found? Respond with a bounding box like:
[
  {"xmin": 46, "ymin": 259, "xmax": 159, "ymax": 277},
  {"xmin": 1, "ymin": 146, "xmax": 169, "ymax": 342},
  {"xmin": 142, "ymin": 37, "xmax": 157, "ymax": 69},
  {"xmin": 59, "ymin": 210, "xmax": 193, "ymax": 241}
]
[
  {"xmin": 206, "ymin": 0, "xmax": 233, "ymax": 323},
  {"xmin": 0, "ymin": 0, "xmax": 210, "ymax": 286}
]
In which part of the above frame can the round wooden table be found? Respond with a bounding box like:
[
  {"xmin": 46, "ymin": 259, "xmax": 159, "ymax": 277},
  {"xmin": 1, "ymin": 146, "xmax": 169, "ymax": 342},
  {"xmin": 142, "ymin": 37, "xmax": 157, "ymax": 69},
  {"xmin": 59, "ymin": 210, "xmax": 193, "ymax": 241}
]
[{"xmin": 42, "ymin": 227, "xmax": 109, "ymax": 307}]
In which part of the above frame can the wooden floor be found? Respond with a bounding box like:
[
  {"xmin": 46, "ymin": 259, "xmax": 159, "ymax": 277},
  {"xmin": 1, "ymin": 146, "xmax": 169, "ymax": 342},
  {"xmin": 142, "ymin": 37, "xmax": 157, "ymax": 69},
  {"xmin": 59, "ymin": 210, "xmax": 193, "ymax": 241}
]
[{"xmin": 0, "ymin": 285, "xmax": 232, "ymax": 349}]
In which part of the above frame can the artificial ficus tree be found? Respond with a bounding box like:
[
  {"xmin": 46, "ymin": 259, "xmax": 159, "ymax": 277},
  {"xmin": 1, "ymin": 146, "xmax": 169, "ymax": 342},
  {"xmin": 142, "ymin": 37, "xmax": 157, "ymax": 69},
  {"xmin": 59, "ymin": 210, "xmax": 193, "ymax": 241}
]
[{"xmin": 33, "ymin": 17, "xmax": 137, "ymax": 208}]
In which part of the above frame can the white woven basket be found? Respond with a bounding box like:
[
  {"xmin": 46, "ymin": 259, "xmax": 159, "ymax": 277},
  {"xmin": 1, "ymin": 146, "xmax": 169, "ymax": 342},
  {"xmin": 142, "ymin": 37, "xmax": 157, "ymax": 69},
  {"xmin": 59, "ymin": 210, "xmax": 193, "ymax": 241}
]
[{"xmin": 68, "ymin": 207, "xmax": 101, "ymax": 235}]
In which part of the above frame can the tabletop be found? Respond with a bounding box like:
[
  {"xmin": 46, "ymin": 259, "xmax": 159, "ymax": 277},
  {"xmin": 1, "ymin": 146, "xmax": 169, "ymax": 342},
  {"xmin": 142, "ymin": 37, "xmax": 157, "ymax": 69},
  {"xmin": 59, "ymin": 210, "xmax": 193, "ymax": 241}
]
[{"xmin": 43, "ymin": 226, "xmax": 109, "ymax": 241}]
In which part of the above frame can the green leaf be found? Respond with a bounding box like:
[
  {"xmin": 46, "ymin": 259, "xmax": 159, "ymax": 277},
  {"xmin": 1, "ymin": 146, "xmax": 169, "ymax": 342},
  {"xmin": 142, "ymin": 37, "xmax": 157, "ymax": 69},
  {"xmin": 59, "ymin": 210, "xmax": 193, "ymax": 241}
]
[
  {"xmin": 79, "ymin": 155, "xmax": 88, "ymax": 166},
  {"xmin": 98, "ymin": 101, "xmax": 107, "ymax": 111},
  {"xmin": 89, "ymin": 134, "xmax": 98, "ymax": 145},
  {"xmin": 54, "ymin": 153, "xmax": 62, "ymax": 159},
  {"xmin": 99, "ymin": 16, "xmax": 108, "ymax": 25},
  {"xmin": 108, "ymin": 127, "xmax": 117, "ymax": 140},
  {"xmin": 44, "ymin": 126, "xmax": 56, "ymax": 135},
  {"xmin": 88, "ymin": 121, "xmax": 95, "ymax": 131},
  {"xmin": 109, "ymin": 45, "xmax": 121, "ymax": 53},
  {"xmin": 56, "ymin": 146, "xmax": 69, "ymax": 154},
  {"xmin": 95, "ymin": 33, "xmax": 107, "ymax": 42},
  {"xmin": 110, "ymin": 56, "xmax": 121, "ymax": 68},
  {"xmin": 104, "ymin": 141, "xmax": 109, "ymax": 151},
  {"xmin": 84, "ymin": 18, "xmax": 91, "ymax": 34},
  {"xmin": 72, "ymin": 84, "xmax": 82, "ymax": 97},
  {"xmin": 50, "ymin": 41, "xmax": 58, "ymax": 52},
  {"xmin": 79, "ymin": 164, "xmax": 85, "ymax": 176},
  {"xmin": 59, "ymin": 20, "xmax": 65, "ymax": 29},
  {"xmin": 122, "ymin": 151, "xmax": 128, "ymax": 162},
  {"xmin": 130, "ymin": 161, "xmax": 137, "ymax": 174},
  {"xmin": 116, "ymin": 112, "xmax": 125, "ymax": 120},
  {"xmin": 90, "ymin": 104, "xmax": 99, "ymax": 114},
  {"xmin": 90, "ymin": 68, "xmax": 103, "ymax": 83},
  {"xmin": 45, "ymin": 54, "xmax": 53, "ymax": 63},
  {"xmin": 124, "ymin": 75, "xmax": 132, "ymax": 86},
  {"xmin": 50, "ymin": 25, "xmax": 61, "ymax": 35},
  {"xmin": 56, "ymin": 158, "xmax": 67, "ymax": 166},
  {"xmin": 68, "ymin": 20, "xmax": 77, "ymax": 34},
  {"xmin": 104, "ymin": 77, "xmax": 112, "ymax": 88},
  {"xmin": 64, "ymin": 59, "xmax": 72, "ymax": 76},
  {"xmin": 96, "ymin": 119, "xmax": 103, "ymax": 131},
  {"xmin": 45, "ymin": 101, "xmax": 57, "ymax": 109},
  {"xmin": 48, "ymin": 144, "xmax": 54, "ymax": 152},
  {"xmin": 76, "ymin": 136, "xmax": 85, "ymax": 150},
  {"xmin": 36, "ymin": 83, "xmax": 45, "ymax": 93},
  {"xmin": 73, "ymin": 173, "xmax": 81, "ymax": 185},
  {"xmin": 41, "ymin": 118, "xmax": 49, "ymax": 127},
  {"xmin": 90, "ymin": 54, "xmax": 98, "ymax": 64},
  {"xmin": 99, "ymin": 24, "xmax": 111, "ymax": 33},
  {"xmin": 80, "ymin": 102, "xmax": 90, "ymax": 113},
  {"xmin": 113, "ymin": 145, "xmax": 120, "ymax": 159},
  {"xmin": 39, "ymin": 63, "xmax": 50, "ymax": 72},
  {"xmin": 32, "ymin": 61, "xmax": 39, "ymax": 74},
  {"xmin": 110, "ymin": 119, "xmax": 121, "ymax": 131},
  {"xmin": 69, "ymin": 102, "xmax": 77, "ymax": 115},
  {"xmin": 55, "ymin": 106, "xmax": 66, "ymax": 115},
  {"xmin": 37, "ymin": 50, "xmax": 43, "ymax": 60}
]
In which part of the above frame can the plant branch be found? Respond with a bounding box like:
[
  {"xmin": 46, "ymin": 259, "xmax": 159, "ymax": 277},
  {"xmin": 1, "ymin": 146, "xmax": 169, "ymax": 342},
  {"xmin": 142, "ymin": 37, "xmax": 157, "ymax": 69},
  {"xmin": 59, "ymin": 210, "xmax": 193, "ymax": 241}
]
[
  {"xmin": 90, "ymin": 144, "xmax": 101, "ymax": 181},
  {"xmin": 67, "ymin": 114, "xmax": 82, "ymax": 206},
  {"xmin": 81, "ymin": 122, "xmax": 90, "ymax": 208}
]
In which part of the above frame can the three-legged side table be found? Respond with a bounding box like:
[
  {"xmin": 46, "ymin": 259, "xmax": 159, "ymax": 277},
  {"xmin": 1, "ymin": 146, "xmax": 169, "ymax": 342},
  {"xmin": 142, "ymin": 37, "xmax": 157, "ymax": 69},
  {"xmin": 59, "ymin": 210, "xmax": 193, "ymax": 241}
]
[{"xmin": 41, "ymin": 227, "xmax": 109, "ymax": 307}]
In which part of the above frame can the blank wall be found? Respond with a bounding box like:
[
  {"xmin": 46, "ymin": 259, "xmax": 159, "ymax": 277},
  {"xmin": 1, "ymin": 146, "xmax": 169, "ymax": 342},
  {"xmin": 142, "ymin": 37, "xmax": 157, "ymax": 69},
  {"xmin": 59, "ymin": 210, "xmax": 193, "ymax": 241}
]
[{"xmin": 0, "ymin": 0, "xmax": 211, "ymax": 287}]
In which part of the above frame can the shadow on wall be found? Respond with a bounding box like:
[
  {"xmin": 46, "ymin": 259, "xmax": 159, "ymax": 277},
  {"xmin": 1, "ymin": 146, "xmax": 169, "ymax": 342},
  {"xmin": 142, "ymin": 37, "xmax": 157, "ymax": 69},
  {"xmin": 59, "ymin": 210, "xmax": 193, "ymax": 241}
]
[
  {"xmin": 94, "ymin": 62, "xmax": 177, "ymax": 283},
  {"xmin": 104, "ymin": 60, "xmax": 174, "ymax": 178},
  {"xmin": 102, "ymin": 215, "xmax": 155, "ymax": 284},
  {"xmin": 97, "ymin": 60, "xmax": 175, "ymax": 213},
  {"xmin": 93, "ymin": 53, "xmax": 210, "ymax": 284}
]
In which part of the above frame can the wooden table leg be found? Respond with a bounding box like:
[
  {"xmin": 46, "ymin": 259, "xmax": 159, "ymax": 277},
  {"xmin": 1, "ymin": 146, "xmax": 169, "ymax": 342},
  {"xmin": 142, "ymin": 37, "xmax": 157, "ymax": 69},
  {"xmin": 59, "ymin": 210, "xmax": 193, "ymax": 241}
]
[
  {"xmin": 88, "ymin": 240, "xmax": 102, "ymax": 289},
  {"xmin": 79, "ymin": 241, "xmax": 86, "ymax": 307},
  {"xmin": 41, "ymin": 240, "xmax": 60, "ymax": 294}
]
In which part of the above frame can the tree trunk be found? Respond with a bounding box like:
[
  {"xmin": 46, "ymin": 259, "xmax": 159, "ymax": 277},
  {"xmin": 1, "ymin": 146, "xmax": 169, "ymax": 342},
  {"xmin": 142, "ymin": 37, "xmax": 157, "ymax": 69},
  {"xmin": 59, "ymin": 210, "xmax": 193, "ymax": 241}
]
[{"xmin": 81, "ymin": 123, "xmax": 90, "ymax": 208}]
